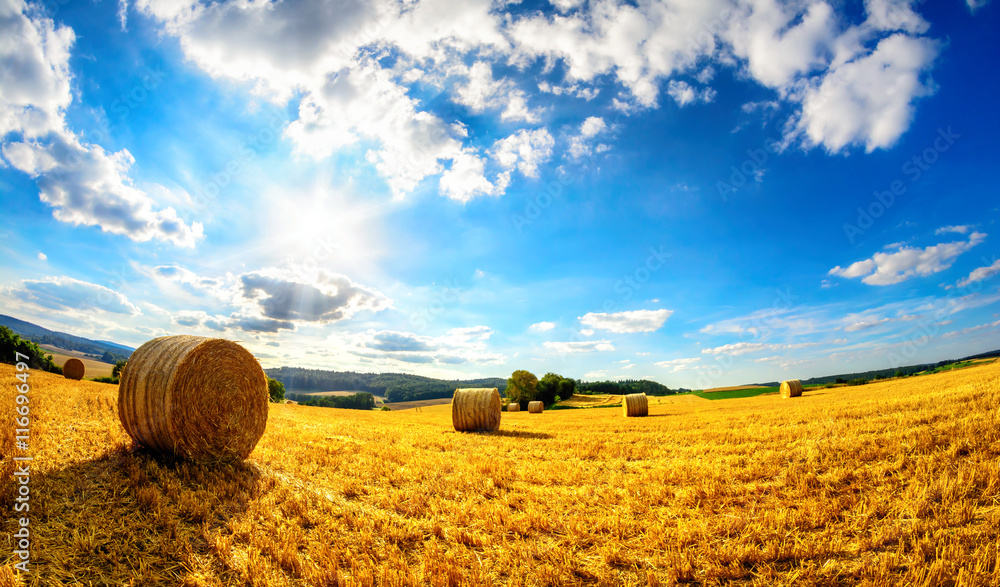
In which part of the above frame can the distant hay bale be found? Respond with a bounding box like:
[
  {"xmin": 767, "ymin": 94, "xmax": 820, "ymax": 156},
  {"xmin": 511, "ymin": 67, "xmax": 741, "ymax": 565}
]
[
  {"xmin": 528, "ymin": 401, "xmax": 544, "ymax": 414},
  {"xmin": 63, "ymin": 358, "xmax": 85, "ymax": 380},
  {"xmin": 780, "ymin": 380, "xmax": 803, "ymax": 398},
  {"xmin": 118, "ymin": 336, "xmax": 268, "ymax": 461},
  {"xmin": 507, "ymin": 402, "xmax": 520, "ymax": 412},
  {"xmin": 622, "ymin": 393, "xmax": 648, "ymax": 417},
  {"xmin": 452, "ymin": 388, "xmax": 501, "ymax": 432}
]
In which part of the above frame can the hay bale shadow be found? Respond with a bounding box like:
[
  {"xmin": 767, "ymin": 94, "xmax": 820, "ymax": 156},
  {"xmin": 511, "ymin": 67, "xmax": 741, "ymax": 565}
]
[{"xmin": 21, "ymin": 447, "xmax": 265, "ymax": 584}]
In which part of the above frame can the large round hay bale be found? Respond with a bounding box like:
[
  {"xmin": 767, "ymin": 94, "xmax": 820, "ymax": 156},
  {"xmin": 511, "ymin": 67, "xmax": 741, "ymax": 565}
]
[
  {"xmin": 63, "ymin": 358, "xmax": 86, "ymax": 380},
  {"xmin": 507, "ymin": 402, "xmax": 520, "ymax": 412},
  {"xmin": 622, "ymin": 393, "xmax": 648, "ymax": 417},
  {"xmin": 118, "ymin": 336, "xmax": 268, "ymax": 461},
  {"xmin": 452, "ymin": 388, "xmax": 501, "ymax": 432},
  {"xmin": 780, "ymin": 380, "xmax": 803, "ymax": 398},
  {"xmin": 527, "ymin": 401, "xmax": 544, "ymax": 414}
]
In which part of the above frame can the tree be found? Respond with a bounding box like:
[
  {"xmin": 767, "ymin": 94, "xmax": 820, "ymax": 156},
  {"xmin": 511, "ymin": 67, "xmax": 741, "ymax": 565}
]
[
  {"xmin": 536, "ymin": 373, "xmax": 561, "ymax": 406},
  {"xmin": 112, "ymin": 360, "xmax": 127, "ymax": 379},
  {"xmin": 557, "ymin": 377, "xmax": 576, "ymax": 400},
  {"xmin": 0, "ymin": 326, "xmax": 60, "ymax": 373},
  {"xmin": 506, "ymin": 370, "xmax": 538, "ymax": 408},
  {"xmin": 267, "ymin": 377, "xmax": 286, "ymax": 403}
]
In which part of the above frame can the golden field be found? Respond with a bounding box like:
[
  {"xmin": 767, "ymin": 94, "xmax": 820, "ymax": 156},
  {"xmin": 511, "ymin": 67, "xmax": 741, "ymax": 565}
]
[{"xmin": 2, "ymin": 360, "xmax": 999, "ymax": 586}]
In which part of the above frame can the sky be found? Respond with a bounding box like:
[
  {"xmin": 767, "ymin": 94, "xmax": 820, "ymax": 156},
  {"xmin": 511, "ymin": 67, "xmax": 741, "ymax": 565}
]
[{"xmin": 1, "ymin": 0, "xmax": 999, "ymax": 389}]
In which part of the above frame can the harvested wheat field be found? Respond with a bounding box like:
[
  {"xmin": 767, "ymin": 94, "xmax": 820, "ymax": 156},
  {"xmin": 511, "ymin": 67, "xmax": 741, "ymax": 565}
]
[{"xmin": 2, "ymin": 361, "xmax": 1000, "ymax": 586}]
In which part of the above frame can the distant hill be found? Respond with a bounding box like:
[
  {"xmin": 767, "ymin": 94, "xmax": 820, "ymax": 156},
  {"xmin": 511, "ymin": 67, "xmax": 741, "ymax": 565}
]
[
  {"xmin": 0, "ymin": 314, "xmax": 134, "ymax": 363},
  {"xmin": 749, "ymin": 349, "xmax": 1000, "ymax": 389},
  {"xmin": 266, "ymin": 366, "xmax": 507, "ymax": 403}
]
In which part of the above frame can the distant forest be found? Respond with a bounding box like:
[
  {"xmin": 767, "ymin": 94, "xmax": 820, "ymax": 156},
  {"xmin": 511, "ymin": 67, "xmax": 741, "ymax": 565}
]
[
  {"xmin": 266, "ymin": 367, "xmax": 508, "ymax": 403},
  {"xmin": 576, "ymin": 379, "xmax": 690, "ymax": 396}
]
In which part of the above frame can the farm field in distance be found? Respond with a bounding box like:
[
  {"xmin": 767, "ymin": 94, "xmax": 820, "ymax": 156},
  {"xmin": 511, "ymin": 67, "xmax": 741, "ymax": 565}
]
[
  {"xmin": 2, "ymin": 361, "xmax": 1000, "ymax": 585},
  {"xmin": 37, "ymin": 344, "xmax": 115, "ymax": 379}
]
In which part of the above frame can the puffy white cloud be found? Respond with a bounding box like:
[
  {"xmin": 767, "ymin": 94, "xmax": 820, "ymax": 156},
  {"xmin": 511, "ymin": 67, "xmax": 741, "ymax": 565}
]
[
  {"xmin": 666, "ymin": 80, "xmax": 716, "ymax": 106},
  {"xmin": 956, "ymin": 259, "xmax": 1000, "ymax": 288},
  {"xmin": 451, "ymin": 61, "xmax": 540, "ymax": 123},
  {"xmin": 439, "ymin": 149, "xmax": 504, "ymax": 202},
  {"xmin": 543, "ymin": 340, "xmax": 615, "ymax": 353},
  {"xmin": 8, "ymin": 276, "xmax": 140, "ymax": 315},
  {"xmin": 530, "ymin": 321, "xmax": 556, "ymax": 332},
  {"xmin": 349, "ymin": 325, "xmax": 504, "ymax": 365},
  {"xmin": 238, "ymin": 268, "xmax": 391, "ymax": 323},
  {"xmin": 491, "ymin": 128, "xmax": 555, "ymax": 178},
  {"xmin": 864, "ymin": 0, "xmax": 929, "ymax": 34},
  {"xmin": 579, "ymin": 309, "xmax": 672, "ymax": 333},
  {"xmin": 829, "ymin": 232, "xmax": 987, "ymax": 286},
  {"xmin": 568, "ymin": 116, "xmax": 610, "ymax": 159},
  {"xmin": 655, "ymin": 357, "xmax": 700, "ymax": 372},
  {"xmin": 1, "ymin": 1, "xmax": 203, "ymax": 247},
  {"xmin": 936, "ymin": 225, "xmax": 972, "ymax": 235},
  {"xmin": 793, "ymin": 34, "xmax": 938, "ymax": 153}
]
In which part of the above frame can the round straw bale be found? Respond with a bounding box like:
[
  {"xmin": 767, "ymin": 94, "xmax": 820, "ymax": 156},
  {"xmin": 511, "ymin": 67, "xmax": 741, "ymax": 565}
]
[
  {"xmin": 622, "ymin": 393, "xmax": 648, "ymax": 417},
  {"xmin": 452, "ymin": 388, "xmax": 501, "ymax": 432},
  {"xmin": 118, "ymin": 335, "xmax": 268, "ymax": 461},
  {"xmin": 780, "ymin": 379, "xmax": 803, "ymax": 398},
  {"xmin": 507, "ymin": 402, "xmax": 520, "ymax": 412},
  {"xmin": 63, "ymin": 358, "xmax": 86, "ymax": 380},
  {"xmin": 527, "ymin": 401, "xmax": 544, "ymax": 414}
]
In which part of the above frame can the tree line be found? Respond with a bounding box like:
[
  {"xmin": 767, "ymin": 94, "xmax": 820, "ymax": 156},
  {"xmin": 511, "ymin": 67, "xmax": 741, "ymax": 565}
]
[
  {"xmin": 0, "ymin": 326, "xmax": 61, "ymax": 373},
  {"xmin": 266, "ymin": 367, "xmax": 507, "ymax": 403},
  {"xmin": 287, "ymin": 392, "xmax": 377, "ymax": 410}
]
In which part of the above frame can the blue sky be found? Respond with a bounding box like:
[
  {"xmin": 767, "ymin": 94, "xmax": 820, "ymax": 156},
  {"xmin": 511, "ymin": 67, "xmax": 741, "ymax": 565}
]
[{"xmin": 2, "ymin": 0, "xmax": 999, "ymax": 388}]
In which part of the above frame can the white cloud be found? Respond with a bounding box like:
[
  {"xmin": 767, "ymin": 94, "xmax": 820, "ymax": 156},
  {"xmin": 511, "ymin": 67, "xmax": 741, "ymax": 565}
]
[
  {"xmin": 8, "ymin": 276, "xmax": 140, "ymax": 315},
  {"xmin": 579, "ymin": 328, "xmax": 595, "ymax": 336},
  {"xmin": 793, "ymin": 34, "xmax": 938, "ymax": 153},
  {"xmin": 568, "ymin": 116, "xmax": 610, "ymax": 159},
  {"xmin": 37, "ymin": 252, "xmax": 47, "ymax": 261},
  {"xmin": 957, "ymin": 259, "xmax": 1000, "ymax": 288},
  {"xmin": 439, "ymin": 149, "xmax": 503, "ymax": 202},
  {"xmin": 701, "ymin": 341, "xmax": 818, "ymax": 356},
  {"xmin": 0, "ymin": 1, "xmax": 203, "ymax": 247},
  {"xmin": 936, "ymin": 225, "xmax": 972, "ymax": 235},
  {"xmin": 491, "ymin": 128, "xmax": 555, "ymax": 178},
  {"xmin": 529, "ymin": 321, "xmax": 556, "ymax": 332},
  {"xmin": 237, "ymin": 267, "xmax": 391, "ymax": 324},
  {"xmin": 666, "ymin": 80, "xmax": 716, "ymax": 106},
  {"xmin": 655, "ymin": 357, "xmax": 700, "ymax": 372},
  {"xmin": 349, "ymin": 325, "xmax": 505, "ymax": 365},
  {"xmin": 843, "ymin": 318, "xmax": 891, "ymax": 332},
  {"xmin": 543, "ymin": 340, "xmax": 615, "ymax": 353},
  {"xmin": 451, "ymin": 61, "xmax": 540, "ymax": 123},
  {"xmin": 829, "ymin": 232, "xmax": 987, "ymax": 286},
  {"xmin": 864, "ymin": 0, "xmax": 929, "ymax": 34},
  {"xmin": 579, "ymin": 309, "xmax": 673, "ymax": 333}
]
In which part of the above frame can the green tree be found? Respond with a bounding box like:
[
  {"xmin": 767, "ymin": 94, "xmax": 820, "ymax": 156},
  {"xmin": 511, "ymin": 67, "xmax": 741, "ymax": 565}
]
[
  {"xmin": 506, "ymin": 370, "xmax": 539, "ymax": 408},
  {"xmin": 112, "ymin": 360, "xmax": 127, "ymax": 379},
  {"xmin": 267, "ymin": 377, "xmax": 286, "ymax": 402},
  {"xmin": 0, "ymin": 326, "xmax": 60, "ymax": 373},
  {"xmin": 557, "ymin": 377, "xmax": 576, "ymax": 400},
  {"xmin": 536, "ymin": 372, "xmax": 562, "ymax": 406}
]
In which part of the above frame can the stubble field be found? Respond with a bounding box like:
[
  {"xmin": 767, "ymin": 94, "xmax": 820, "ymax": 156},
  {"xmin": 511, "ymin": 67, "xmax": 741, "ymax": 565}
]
[{"xmin": 1, "ymin": 360, "xmax": 999, "ymax": 586}]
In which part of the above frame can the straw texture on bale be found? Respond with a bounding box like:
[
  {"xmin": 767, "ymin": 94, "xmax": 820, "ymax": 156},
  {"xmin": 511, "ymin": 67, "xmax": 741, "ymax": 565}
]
[
  {"xmin": 622, "ymin": 393, "xmax": 648, "ymax": 417},
  {"xmin": 118, "ymin": 336, "xmax": 268, "ymax": 461},
  {"xmin": 780, "ymin": 379, "xmax": 803, "ymax": 398},
  {"xmin": 528, "ymin": 401, "xmax": 544, "ymax": 414},
  {"xmin": 63, "ymin": 358, "xmax": 85, "ymax": 380},
  {"xmin": 452, "ymin": 388, "xmax": 501, "ymax": 432},
  {"xmin": 507, "ymin": 402, "xmax": 520, "ymax": 412}
]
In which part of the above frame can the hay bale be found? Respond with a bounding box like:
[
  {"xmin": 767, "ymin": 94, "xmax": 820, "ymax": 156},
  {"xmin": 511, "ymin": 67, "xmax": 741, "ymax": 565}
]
[
  {"xmin": 63, "ymin": 357, "xmax": 86, "ymax": 380},
  {"xmin": 622, "ymin": 393, "xmax": 648, "ymax": 417},
  {"xmin": 780, "ymin": 380, "xmax": 803, "ymax": 398},
  {"xmin": 507, "ymin": 402, "xmax": 520, "ymax": 412},
  {"xmin": 117, "ymin": 336, "xmax": 268, "ymax": 461},
  {"xmin": 527, "ymin": 401, "xmax": 544, "ymax": 414},
  {"xmin": 452, "ymin": 388, "xmax": 501, "ymax": 432}
]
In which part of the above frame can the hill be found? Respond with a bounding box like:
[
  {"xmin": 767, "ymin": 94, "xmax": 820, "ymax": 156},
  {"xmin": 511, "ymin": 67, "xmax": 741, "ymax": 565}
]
[
  {"xmin": 265, "ymin": 366, "xmax": 507, "ymax": 403},
  {"xmin": 3, "ymin": 358, "xmax": 998, "ymax": 584},
  {"xmin": 0, "ymin": 314, "xmax": 134, "ymax": 363}
]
